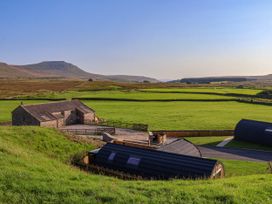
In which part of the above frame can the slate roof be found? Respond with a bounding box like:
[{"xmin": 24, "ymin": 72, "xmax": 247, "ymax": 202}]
[
  {"xmin": 91, "ymin": 143, "xmax": 223, "ymax": 179},
  {"xmin": 157, "ymin": 138, "xmax": 201, "ymax": 157},
  {"xmin": 18, "ymin": 100, "xmax": 94, "ymax": 122}
]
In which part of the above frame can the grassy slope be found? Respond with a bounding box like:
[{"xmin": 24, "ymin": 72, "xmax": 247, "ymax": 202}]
[{"xmin": 0, "ymin": 126, "xmax": 271, "ymax": 204}]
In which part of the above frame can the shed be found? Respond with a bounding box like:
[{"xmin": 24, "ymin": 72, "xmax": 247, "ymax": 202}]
[
  {"xmin": 234, "ymin": 119, "xmax": 272, "ymax": 146},
  {"xmin": 89, "ymin": 143, "xmax": 224, "ymax": 179}
]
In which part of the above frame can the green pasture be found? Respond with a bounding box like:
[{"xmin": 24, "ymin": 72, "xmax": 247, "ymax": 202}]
[
  {"xmin": 1, "ymin": 99, "xmax": 272, "ymax": 130},
  {"xmin": 141, "ymin": 87, "xmax": 262, "ymax": 95},
  {"xmin": 0, "ymin": 126, "xmax": 271, "ymax": 204},
  {"xmin": 84, "ymin": 100, "xmax": 272, "ymax": 130},
  {"xmin": 25, "ymin": 90, "xmax": 235, "ymax": 100}
]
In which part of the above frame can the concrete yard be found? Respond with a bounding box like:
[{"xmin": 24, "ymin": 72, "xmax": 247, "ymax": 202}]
[{"xmin": 60, "ymin": 124, "xmax": 149, "ymax": 142}]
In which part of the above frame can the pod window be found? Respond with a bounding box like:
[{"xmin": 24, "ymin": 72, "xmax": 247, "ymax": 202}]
[
  {"xmin": 127, "ymin": 156, "xmax": 141, "ymax": 166},
  {"xmin": 108, "ymin": 152, "xmax": 116, "ymax": 161}
]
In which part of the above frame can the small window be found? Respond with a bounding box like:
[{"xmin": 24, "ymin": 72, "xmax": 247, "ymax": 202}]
[
  {"xmin": 127, "ymin": 156, "xmax": 141, "ymax": 166},
  {"xmin": 265, "ymin": 128, "xmax": 272, "ymax": 133},
  {"xmin": 108, "ymin": 152, "xmax": 116, "ymax": 161}
]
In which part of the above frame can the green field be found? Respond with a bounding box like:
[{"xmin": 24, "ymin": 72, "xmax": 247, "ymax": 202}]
[
  {"xmin": 2, "ymin": 99, "xmax": 272, "ymax": 130},
  {"xmin": 0, "ymin": 126, "xmax": 271, "ymax": 204},
  {"xmin": 85, "ymin": 100, "xmax": 272, "ymax": 130},
  {"xmin": 141, "ymin": 87, "xmax": 262, "ymax": 95},
  {"xmin": 25, "ymin": 90, "xmax": 235, "ymax": 100}
]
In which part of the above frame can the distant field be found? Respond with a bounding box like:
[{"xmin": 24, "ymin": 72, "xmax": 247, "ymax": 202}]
[
  {"xmin": 28, "ymin": 90, "xmax": 235, "ymax": 100},
  {"xmin": 0, "ymin": 126, "xmax": 271, "ymax": 203},
  {"xmin": 141, "ymin": 88, "xmax": 262, "ymax": 95}
]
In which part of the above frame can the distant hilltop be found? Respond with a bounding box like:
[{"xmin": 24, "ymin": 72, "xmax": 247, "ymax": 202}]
[{"xmin": 0, "ymin": 61, "xmax": 159, "ymax": 83}]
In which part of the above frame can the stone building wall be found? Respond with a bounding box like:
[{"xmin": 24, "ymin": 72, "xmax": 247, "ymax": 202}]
[
  {"xmin": 40, "ymin": 120, "xmax": 58, "ymax": 128},
  {"xmin": 12, "ymin": 107, "xmax": 40, "ymax": 126},
  {"xmin": 84, "ymin": 112, "xmax": 96, "ymax": 124}
]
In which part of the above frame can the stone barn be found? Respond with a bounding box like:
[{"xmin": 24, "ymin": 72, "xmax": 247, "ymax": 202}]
[{"xmin": 12, "ymin": 100, "xmax": 97, "ymax": 128}]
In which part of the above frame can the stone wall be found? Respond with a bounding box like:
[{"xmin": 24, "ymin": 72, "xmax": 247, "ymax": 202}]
[
  {"xmin": 84, "ymin": 112, "xmax": 96, "ymax": 124},
  {"xmin": 40, "ymin": 120, "xmax": 58, "ymax": 128}
]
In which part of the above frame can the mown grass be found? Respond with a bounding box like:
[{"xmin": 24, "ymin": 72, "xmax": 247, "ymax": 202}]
[{"xmin": 0, "ymin": 126, "xmax": 272, "ymax": 204}]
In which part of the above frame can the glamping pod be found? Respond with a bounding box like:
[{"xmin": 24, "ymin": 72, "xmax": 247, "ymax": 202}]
[
  {"xmin": 157, "ymin": 138, "xmax": 202, "ymax": 157},
  {"xmin": 89, "ymin": 143, "xmax": 224, "ymax": 179},
  {"xmin": 234, "ymin": 119, "xmax": 272, "ymax": 146}
]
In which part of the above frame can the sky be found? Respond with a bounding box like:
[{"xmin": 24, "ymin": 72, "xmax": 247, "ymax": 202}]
[{"xmin": 1, "ymin": 0, "xmax": 272, "ymax": 79}]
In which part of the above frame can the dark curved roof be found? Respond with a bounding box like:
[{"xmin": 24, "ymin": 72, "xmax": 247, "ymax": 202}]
[
  {"xmin": 17, "ymin": 100, "xmax": 94, "ymax": 122},
  {"xmin": 157, "ymin": 138, "xmax": 201, "ymax": 157},
  {"xmin": 91, "ymin": 143, "xmax": 223, "ymax": 179},
  {"xmin": 234, "ymin": 119, "xmax": 272, "ymax": 146}
]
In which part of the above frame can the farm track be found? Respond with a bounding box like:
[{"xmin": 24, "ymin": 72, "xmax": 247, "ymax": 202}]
[{"xmin": 199, "ymin": 146, "xmax": 272, "ymax": 162}]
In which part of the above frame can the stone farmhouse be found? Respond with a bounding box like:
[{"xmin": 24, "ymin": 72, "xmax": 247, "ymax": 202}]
[{"xmin": 12, "ymin": 100, "xmax": 97, "ymax": 128}]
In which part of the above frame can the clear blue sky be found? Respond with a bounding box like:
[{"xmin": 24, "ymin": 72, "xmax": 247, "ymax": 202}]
[{"xmin": 1, "ymin": 0, "xmax": 272, "ymax": 79}]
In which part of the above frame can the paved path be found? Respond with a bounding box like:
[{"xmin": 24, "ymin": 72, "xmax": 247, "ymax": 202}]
[
  {"xmin": 216, "ymin": 136, "xmax": 234, "ymax": 147},
  {"xmin": 199, "ymin": 146, "xmax": 272, "ymax": 162}
]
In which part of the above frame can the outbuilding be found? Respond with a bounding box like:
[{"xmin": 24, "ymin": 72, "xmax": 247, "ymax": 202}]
[
  {"xmin": 234, "ymin": 119, "xmax": 272, "ymax": 146},
  {"xmin": 12, "ymin": 100, "xmax": 96, "ymax": 128},
  {"xmin": 89, "ymin": 143, "xmax": 224, "ymax": 179}
]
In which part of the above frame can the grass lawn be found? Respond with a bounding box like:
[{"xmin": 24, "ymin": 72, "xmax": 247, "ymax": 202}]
[
  {"xmin": 1, "ymin": 126, "xmax": 272, "ymax": 204},
  {"xmin": 226, "ymin": 139, "xmax": 272, "ymax": 152},
  {"xmin": 185, "ymin": 137, "xmax": 228, "ymax": 146}
]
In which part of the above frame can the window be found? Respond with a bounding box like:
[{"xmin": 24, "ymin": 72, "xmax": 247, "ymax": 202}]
[
  {"xmin": 108, "ymin": 152, "xmax": 116, "ymax": 161},
  {"xmin": 127, "ymin": 156, "xmax": 141, "ymax": 166},
  {"xmin": 265, "ymin": 128, "xmax": 272, "ymax": 133}
]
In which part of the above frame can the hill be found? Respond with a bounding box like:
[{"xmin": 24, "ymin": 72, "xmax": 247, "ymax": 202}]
[
  {"xmin": 0, "ymin": 126, "xmax": 272, "ymax": 203},
  {"xmin": 0, "ymin": 61, "xmax": 159, "ymax": 82}
]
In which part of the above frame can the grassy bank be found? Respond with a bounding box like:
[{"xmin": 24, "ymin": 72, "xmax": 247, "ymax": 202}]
[{"xmin": 0, "ymin": 126, "xmax": 271, "ymax": 204}]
